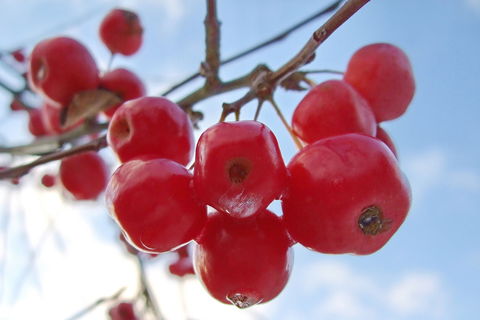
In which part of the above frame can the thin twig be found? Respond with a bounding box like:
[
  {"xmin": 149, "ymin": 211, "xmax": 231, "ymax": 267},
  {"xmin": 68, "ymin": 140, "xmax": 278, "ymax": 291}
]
[
  {"xmin": 0, "ymin": 135, "xmax": 108, "ymax": 180},
  {"xmin": 0, "ymin": 121, "xmax": 108, "ymax": 156},
  {"xmin": 160, "ymin": 0, "xmax": 341, "ymax": 96},
  {"xmin": 220, "ymin": 0, "xmax": 370, "ymax": 119},
  {"xmin": 202, "ymin": 0, "xmax": 221, "ymax": 87},
  {"xmin": 136, "ymin": 255, "xmax": 164, "ymax": 320},
  {"xmin": 269, "ymin": 0, "xmax": 370, "ymax": 84},
  {"xmin": 65, "ymin": 287, "xmax": 126, "ymax": 320},
  {"xmin": 268, "ymin": 98, "xmax": 303, "ymax": 150}
]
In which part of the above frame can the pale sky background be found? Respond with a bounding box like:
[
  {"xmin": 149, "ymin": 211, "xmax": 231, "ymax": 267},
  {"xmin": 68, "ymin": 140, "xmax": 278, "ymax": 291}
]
[{"xmin": 0, "ymin": 0, "xmax": 479, "ymax": 319}]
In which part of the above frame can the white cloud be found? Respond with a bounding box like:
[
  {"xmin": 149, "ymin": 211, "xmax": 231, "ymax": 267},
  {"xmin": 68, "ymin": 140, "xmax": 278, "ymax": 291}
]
[
  {"xmin": 403, "ymin": 148, "xmax": 480, "ymax": 202},
  {"xmin": 466, "ymin": 0, "xmax": 480, "ymax": 12},
  {"xmin": 301, "ymin": 260, "xmax": 448, "ymax": 320},
  {"xmin": 388, "ymin": 273, "xmax": 447, "ymax": 317}
]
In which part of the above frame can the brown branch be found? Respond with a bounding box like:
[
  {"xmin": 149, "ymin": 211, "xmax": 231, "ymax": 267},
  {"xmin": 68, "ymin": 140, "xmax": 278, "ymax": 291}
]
[
  {"xmin": 176, "ymin": 67, "xmax": 256, "ymax": 109},
  {"xmin": 0, "ymin": 121, "xmax": 108, "ymax": 156},
  {"xmin": 0, "ymin": 135, "xmax": 108, "ymax": 180},
  {"xmin": 160, "ymin": 0, "xmax": 341, "ymax": 96},
  {"xmin": 220, "ymin": 0, "xmax": 370, "ymax": 119},
  {"xmin": 202, "ymin": 0, "xmax": 221, "ymax": 88},
  {"xmin": 269, "ymin": 0, "xmax": 370, "ymax": 85}
]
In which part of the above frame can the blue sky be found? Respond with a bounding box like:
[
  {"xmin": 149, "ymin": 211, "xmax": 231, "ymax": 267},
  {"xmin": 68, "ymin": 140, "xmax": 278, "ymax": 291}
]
[{"xmin": 0, "ymin": 0, "xmax": 479, "ymax": 319}]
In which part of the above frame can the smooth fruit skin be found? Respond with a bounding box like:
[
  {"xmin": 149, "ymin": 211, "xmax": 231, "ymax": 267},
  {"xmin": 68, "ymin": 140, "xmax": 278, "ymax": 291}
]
[
  {"xmin": 99, "ymin": 9, "xmax": 143, "ymax": 56},
  {"xmin": 292, "ymin": 79, "xmax": 376, "ymax": 144},
  {"xmin": 60, "ymin": 151, "xmax": 109, "ymax": 200},
  {"xmin": 194, "ymin": 210, "xmax": 293, "ymax": 308},
  {"xmin": 344, "ymin": 43, "xmax": 415, "ymax": 122},
  {"xmin": 106, "ymin": 159, "xmax": 207, "ymax": 253},
  {"xmin": 108, "ymin": 302, "xmax": 138, "ymax": 320},
  {"xmin": 282, "ymin": 133, "xmax": 411, "ymax": 255},
  {"xmin": 100, "ymin": 68, "xmax": 146, "ymax": 118},
  {"xmin": 28, "ymin": 108, "xmax": 48, "ymax": 137},
  {"xmin": 28, "ymin": 36, "xmax": 100, "ymax": 107},
  {"xmin": 376, "ymin": 125, "xmax": 398, "ymax": 158},
  {"xmin": 194, "ymin": 120, "xmax": 288, "ymax": 218},
  {"xmin": 107, "ymin": 97, "xmax": 194, "ymax": 165},
  {"xmin": 41, "ymin": 102, "xmax": 82, "ymax": 134}
]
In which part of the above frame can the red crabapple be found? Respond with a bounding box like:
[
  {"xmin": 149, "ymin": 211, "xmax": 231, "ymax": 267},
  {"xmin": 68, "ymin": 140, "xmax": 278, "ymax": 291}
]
[
  {"xmin": 28, "ymin": 108, "xmax": 48, "ymax": 137},
  {"xmin": 106, "ymin": 158, "xmax": 206, "ymax": 253},
  {"xmin": 99, "ymin": 68, "xmax": 146, "ymax": 118},
  {"xmin": 107, "ymin": 96, "xmax": 194, "ymax": 165},
  {"xmin": 28, "ymin": 36, "xmax": 100, "ymax": 107},
  {"xmin": 108, "ymin": 302, "xmax": 138, "ymax": 320},
  {"xmin": 376, "ymin": 125, "xmax": 398, "ymax": 158},
  {"xmin": 292, "ymin": 79, "xmax": 376, "ymax": 143},
  {"xmin": 41, "ymin": 174, "xmax": 56, "ymax": 188},
  {"xmin": 194, "ymin": 120, "xmax": 288, "ymax": 218},
  {"xmin": 41, "ymin": 102, "xmax": 82, "ymax": 134},
  {"xmin": 282, "ymin": 133, "xmax": 410, "ymax": 255},
  {"xmin": 10, "ymin": 98, "xmax": 24, "ymax": 111},
  {"xmin": 194, "ymin": 209, "xmax": 293, "ymax": 308},
  {"xmin": 344, "ymin": 43, "xmax": 415, "ymax": 122},
  {"xmin": 59, "ymin": 151, "xmax": 109, "ymax": 200},
  {"xmin": 99, "ymin": 8, "xmax": 143, "ymax": 56}
]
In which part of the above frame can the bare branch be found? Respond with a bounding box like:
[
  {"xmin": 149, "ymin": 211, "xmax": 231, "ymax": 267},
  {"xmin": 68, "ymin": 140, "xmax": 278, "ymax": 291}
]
[
  {"xmin": 160, "ymin": 0, "xmax": 341, "ymax": 96},
  {"xmin": 0, "ymin": 121, "xmax": 108, "ymax": 156},
  {"xmin": 269, "ymin": 0, "xmax": 370, "ymax": 84},
  {"xmin": 202, "ymin": 0, "xmax": 221, "ymax": 87},
  {"xmin": 65, "ymin": 287, "xmax": 126, "ymax": 320},
  {"xmin": 0, "ymin": 135, "xmax": 108, "ymax": 180}
]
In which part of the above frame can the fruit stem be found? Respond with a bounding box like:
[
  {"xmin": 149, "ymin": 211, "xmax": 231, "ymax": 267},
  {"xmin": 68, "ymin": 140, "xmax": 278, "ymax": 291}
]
[{"xmin": 269, "ymin": 98, "xmax": 303, "ymax": 150}]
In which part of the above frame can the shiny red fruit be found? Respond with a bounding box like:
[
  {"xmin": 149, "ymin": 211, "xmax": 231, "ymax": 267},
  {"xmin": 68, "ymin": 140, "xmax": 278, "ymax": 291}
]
[
  {"xmin": 108, "ymin": 302, "xmax": 138, "ymax": 320},
  {"xmin": 344, "ymin": 43, "xmax": 415, "ymax": 122},
  {"xmin": 41, "ymin": 174, "xmax": 56, "ymax": 188},
  {"xmin": 376, "ymin": 126, "xmax": 398, "ymax": 158},
  {"xmin": 28, "ymin": 36, "xmax": 100, "ymax": 107},
  {"xmin": 28, "ymin": 108, "xmax": 48, "ymax": 137},
  {"xmin": 108, "ymin": 97, "xmax": 194, "ymax": 165},
  {"xmin": 106, "ymin": 159, "xmax": 207, "ymax": 253},
  {"xmin": 282, "ymin": 133, "xmax": 411, "ymax": 255},
  {"xmin": 100, "ymin": 68, "xmax": 146, "ymax": 118},
  {"xmin": 194, "ymin": 210, "xmax": 293, "ymax": 308},
  {"xmin": 292, "ymin": 79, "xmax": 376, "ymax": 144},
  {"xmin": 99, "ymin": 8, "xmax": 143, "ymax": 56},
  {"xmin": 194, "ymin": 120, "xmax": 287, "ymax": 218},
  {"xmin": 169, "ymin": 257, "xmax": 195, "ymax": 277},
  {"xmin": 59, "ymin": 152, "xmax": 109, "ymax": 200}
]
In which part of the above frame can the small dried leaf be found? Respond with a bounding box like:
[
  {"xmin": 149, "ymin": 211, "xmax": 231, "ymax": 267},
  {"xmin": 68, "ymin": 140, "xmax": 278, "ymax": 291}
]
[
  {"xmin": 280, "ymin": 72, "xmax": 309, "ymax": 91},
  {"xmin": 62, "ymin": 89, "xmax": 122, "ymax": 127}
]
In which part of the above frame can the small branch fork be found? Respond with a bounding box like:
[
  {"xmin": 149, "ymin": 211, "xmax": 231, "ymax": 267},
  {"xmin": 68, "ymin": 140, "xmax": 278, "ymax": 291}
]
[{"xmin": 0, "ymin": 0, "xmax": 369, "ymax": 180}]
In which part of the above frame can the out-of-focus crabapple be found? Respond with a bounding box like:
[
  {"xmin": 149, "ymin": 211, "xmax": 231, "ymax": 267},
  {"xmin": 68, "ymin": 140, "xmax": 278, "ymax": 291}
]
[
  {"xmin": 28, "ymin": 36, "xmax": 100, "ymax": 107},
  {"xmin": 99, "ymin": 8, "xmax": 143, "ymax": 56},
  {"xmin": 99, "ymin": 68, "xmax": 145, "ymax": 118},
  {"xmin": 344, "ymin": 43, "xmax": 415, "ymax": 122},
  {"xmin": 59, "ymin": 151, "xmax": 109, "ymax": 200}
]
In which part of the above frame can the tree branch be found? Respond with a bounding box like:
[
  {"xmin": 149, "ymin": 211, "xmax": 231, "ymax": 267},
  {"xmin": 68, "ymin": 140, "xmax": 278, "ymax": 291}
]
[
  {"xmin": 160, "ymin": 0, "xmax": 341, "ymax": 96},
  {"xmin": 202, "ymin": 0, "xmax": 221, "ymax": 88},
  {"xmin": 0, "ymin": 135, "xmax": 108, "ymax": 180}
]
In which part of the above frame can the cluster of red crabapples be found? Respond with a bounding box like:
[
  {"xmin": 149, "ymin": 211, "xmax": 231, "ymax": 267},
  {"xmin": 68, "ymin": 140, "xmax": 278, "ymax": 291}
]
[
  {"xmin": 105, "ymin": 42, "xmax": 414, "ymax": 308},
  {"xmin": 6, "ymin": 8, "xmax": 144, "ymax": 199},
  {"xmin": 8, "ymin": 5, "xmax": 415, "ymax": 311}
]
